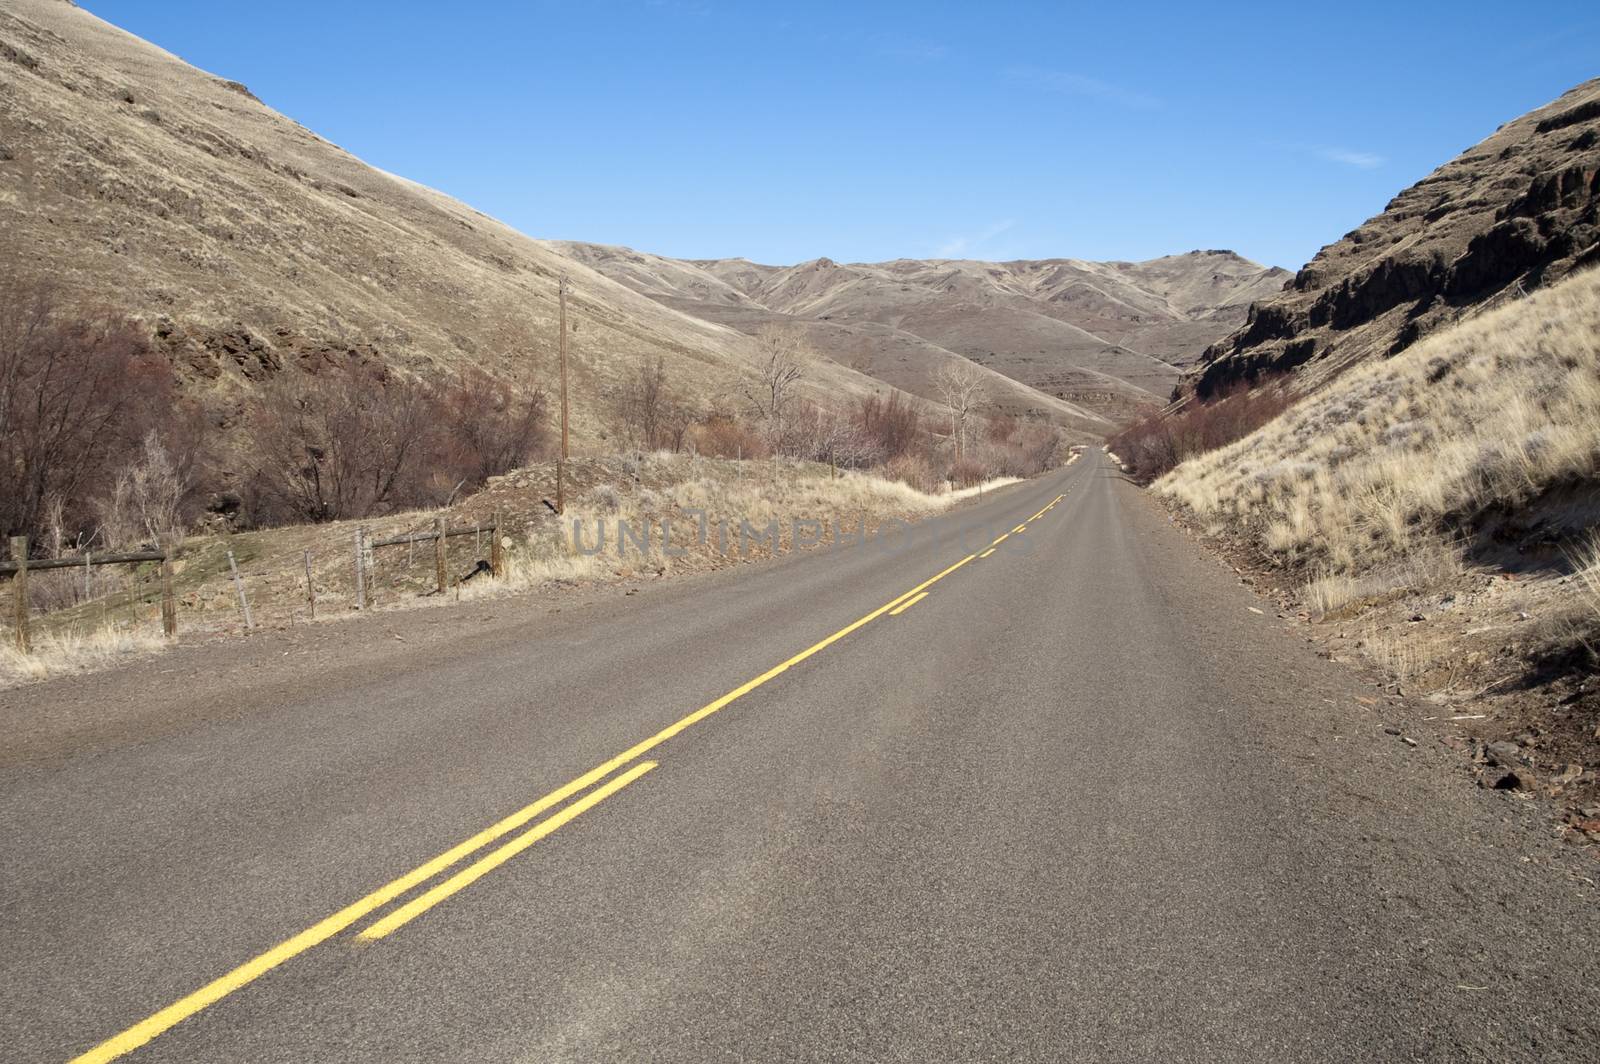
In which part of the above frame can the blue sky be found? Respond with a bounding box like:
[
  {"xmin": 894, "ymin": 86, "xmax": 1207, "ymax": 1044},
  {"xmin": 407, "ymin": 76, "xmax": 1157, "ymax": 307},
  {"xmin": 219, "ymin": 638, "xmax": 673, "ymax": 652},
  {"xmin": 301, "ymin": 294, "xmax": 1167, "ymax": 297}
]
[{"xmin": 82, "ymin": 1, "xmax": 1599, "ymax": 270}]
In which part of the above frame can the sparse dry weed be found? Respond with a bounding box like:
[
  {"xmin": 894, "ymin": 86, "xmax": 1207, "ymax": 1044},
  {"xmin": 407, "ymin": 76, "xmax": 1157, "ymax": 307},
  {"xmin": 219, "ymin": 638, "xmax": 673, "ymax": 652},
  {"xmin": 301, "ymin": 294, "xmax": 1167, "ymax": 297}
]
[
  {"xmin": 0, "ymin": 625, "xmax": 168, "ymax": 687},
  {"xmin": 1572, "ymin": 532, "xmax": 1600, "ymax": 626}
]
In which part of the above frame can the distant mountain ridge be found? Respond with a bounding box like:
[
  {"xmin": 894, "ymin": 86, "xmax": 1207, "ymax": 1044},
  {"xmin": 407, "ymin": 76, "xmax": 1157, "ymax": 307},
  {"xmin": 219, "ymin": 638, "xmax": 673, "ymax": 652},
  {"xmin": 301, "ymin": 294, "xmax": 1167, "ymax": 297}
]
[
  {"xmin": 1190, "ymin": 77, "xmax": 1600, "ymax": 398},
  {"xmin": 557, "ymin": 244, "xmax": 1289, "ymax": 422}
]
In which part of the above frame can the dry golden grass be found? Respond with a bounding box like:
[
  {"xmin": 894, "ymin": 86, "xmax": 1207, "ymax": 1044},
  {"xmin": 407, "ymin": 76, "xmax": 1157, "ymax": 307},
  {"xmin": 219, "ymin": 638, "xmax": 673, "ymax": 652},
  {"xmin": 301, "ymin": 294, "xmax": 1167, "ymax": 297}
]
[
  {"xmin": 1158, "ymin": 266, "xmax": 1600, "ymax": 595},
  {"xmin": 1303, "ymin": 547, "xmax": 1464, "ymax": 619},
  {"xmin": 4, "ymin": 452, "xmax": 1044, "ymax": 686},
  {"xmin": 176, "ymin": 454, "xmax": 1020, "ymax": 619},
  {"xmin": 1574, "ymin": 532, "xmax": 1600, "ymax": 624},
  {"xmin": 0, "ymin": 625, "xmax": 168, "ymax": 687}
]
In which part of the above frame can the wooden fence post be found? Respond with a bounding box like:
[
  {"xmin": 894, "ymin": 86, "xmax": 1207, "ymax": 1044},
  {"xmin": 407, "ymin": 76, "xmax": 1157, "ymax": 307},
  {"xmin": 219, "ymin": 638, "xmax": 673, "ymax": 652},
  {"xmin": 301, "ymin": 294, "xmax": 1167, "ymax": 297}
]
[
  {"xmin": 434, "ymin": 516, "xmax": 447, "ymax": 594},
  {"xmin": 490, "ymin": 512, "xmax": 503, "ymax": 578},
  {"xmin": 226, "ymin": 549, "xmax": 254, "ymax": 631},
  {"xmin": 9, "ymin": 536, "xmax": 28, "ymax": 654},
  {"xmin": 159, "ymin": 534, "xmax": 179, "ymax": 638},
  {"xmin": 353, "ymin": 528, "xmax": 366, "ymax": 610},
  {"xmin": 304, "ymin": 550, "xmax": 316, "ymax": 619}
]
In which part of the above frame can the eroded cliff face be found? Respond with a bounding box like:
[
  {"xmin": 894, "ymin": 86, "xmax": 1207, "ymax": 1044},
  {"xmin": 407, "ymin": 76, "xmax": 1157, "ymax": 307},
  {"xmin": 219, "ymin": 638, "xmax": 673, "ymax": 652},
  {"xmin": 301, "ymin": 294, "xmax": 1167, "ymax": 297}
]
[{"xmin": 1190, "ymin": 79, "xmax": 1600, "ymax": 399}]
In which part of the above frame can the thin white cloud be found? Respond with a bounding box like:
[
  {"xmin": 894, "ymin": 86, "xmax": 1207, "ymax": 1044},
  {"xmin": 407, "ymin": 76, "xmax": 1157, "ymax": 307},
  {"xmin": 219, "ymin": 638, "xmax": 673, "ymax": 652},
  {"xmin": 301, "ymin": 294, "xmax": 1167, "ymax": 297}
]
[
  {"xmin": 1315, "ymin": 146, "xmax": 1385, "ymax": 169},
  {"xmin": 936, "ymin": 219, "xmax": 1017, "ymax": 259},
  {"xmin": 1005, "ymin": 65, "xmax": 1162, "ymax": 110}
]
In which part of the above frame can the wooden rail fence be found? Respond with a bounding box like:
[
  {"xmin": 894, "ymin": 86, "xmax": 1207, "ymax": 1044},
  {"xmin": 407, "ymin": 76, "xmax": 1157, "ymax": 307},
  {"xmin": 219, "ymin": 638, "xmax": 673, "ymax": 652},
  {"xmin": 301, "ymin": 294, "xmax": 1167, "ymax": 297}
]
[
  {"xmin": 5, "ymin": 511, "xmax": 505, "ymax": 652},
  {"xmin": 363, "ymin": 512, "xmax": 503, "ymax": 599},
  {"xmin": 4, "ymin": 534, "xmax": 180, "ymax": 652}
]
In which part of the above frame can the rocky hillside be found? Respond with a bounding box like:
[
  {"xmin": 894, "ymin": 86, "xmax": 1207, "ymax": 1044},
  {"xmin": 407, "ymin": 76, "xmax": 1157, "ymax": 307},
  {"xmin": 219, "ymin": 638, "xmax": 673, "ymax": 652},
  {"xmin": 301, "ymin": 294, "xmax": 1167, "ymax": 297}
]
[
  {"xmin": 0, "ymin": 0, "xmax": 908, "ymax": 441},
  {"xmin": 559, "ymin": 244, "xmax": 1287, "ymax": 422},
  {"xmin": 1191, "ymin": 78, "xmax": 1600, "ymax": 398}
]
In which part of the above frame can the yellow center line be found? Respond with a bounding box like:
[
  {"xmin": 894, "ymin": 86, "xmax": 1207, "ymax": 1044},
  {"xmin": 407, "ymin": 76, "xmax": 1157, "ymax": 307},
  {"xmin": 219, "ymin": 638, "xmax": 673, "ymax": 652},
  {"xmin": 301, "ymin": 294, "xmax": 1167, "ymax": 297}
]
[
  {"xmin": 1028, "ymin": 495, "xmax": 1063, "ymax": 521},
  {"xmin": 360, "ymin": 762, "xmax": 658, "ymax": 940},
  {"xmin": 978, "ymin": 548, "xmax": 997, "ymax": 559},
  {"xmin": 1013, "ymin": 524, "xmax": 1027, "ymax": 533},
  {"xmin": 71, "ymin": 544, "xmax": 988, "ymax": 1064},
  {"xmin": 887, "ymin": 591, "xmax": 929, "ymax": 615},
  {"xmin": 991, "ymin": 533, "xmax": 1009, "ymax": 546}
]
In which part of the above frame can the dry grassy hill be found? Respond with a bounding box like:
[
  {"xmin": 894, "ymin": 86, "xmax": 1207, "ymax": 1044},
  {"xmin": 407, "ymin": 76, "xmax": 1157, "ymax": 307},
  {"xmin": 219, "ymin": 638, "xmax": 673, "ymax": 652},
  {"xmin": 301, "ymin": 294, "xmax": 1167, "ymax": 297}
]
[
  {"xmin": 1191, "ymin": 78, "xmax": 1600, "ymax": 398},
  {"xmin": 0, "ymin": 0, "xmax": 905, "ymax": 442},
  {"xmin": 1156, "ymin": 263, "xmax": 1600, "ymax": 811},
  {"xmin": 558, "ymin": 243, "xmax": 1287, "ymax": 423}
]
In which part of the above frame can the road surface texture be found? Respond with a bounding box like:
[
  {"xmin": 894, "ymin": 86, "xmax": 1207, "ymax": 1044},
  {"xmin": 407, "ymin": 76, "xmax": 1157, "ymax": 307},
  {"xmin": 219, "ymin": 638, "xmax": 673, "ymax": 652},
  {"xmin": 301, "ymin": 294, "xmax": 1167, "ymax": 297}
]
[{"xmin": 4, "ymin": 453, "xmax": 1598, "ymax": 1062}]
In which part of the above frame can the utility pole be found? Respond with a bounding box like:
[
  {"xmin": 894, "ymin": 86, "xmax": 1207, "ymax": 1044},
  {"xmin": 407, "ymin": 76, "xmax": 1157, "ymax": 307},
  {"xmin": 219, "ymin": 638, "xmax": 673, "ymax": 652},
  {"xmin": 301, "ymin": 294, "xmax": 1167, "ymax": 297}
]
[{"xmin": 557, "ymin": 273, "xmax": 570, "ymax": 514}]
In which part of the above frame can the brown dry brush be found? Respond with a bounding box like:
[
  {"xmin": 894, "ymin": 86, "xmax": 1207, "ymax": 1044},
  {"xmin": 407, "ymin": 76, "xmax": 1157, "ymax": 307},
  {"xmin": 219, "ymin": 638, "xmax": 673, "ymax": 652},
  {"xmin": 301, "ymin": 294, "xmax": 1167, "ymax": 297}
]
[
  {"xmin": 685, "ymin": 413, "xmax": 768, "ymax": 459},
  {"xmin": 0, "ymin": 280, "xmax": 549, "ymax": 546},
  {"xmin": 241, "ymin": 366, "xmax": 548, "ymax": 525},
  {"xmin": 0, "ymin": 280, "xmax": 195, "ymax": 548},
  {"xmin": 1109, "ymin": 376, "xmax": 1293, "ymax": 482},
  {"xmin": 855, "ymin": 391, "xmax": 922, "ymax": 463},
  {"xmin": 609, "ymin": 354, "xmax": 696, "ymax": 453}
]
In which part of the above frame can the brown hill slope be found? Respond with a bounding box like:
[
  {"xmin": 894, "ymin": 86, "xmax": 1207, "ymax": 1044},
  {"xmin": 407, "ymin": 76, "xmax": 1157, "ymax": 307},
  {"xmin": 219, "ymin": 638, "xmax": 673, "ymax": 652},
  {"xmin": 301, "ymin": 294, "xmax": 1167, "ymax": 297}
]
[
  {"xmin": 553, "ymin": 243, "xmax": 1116, "ymax": 431},
  {"xmin": 558, "ymin": 244, "xmax": 1287, "ymax": 422},
  {"xmin": 1191, "ymin": 78, "xmax": 1600, "ymax": 398},
  {"xmin": 0, "ymin": 0, "xmax": 905, "ymax": 441}
]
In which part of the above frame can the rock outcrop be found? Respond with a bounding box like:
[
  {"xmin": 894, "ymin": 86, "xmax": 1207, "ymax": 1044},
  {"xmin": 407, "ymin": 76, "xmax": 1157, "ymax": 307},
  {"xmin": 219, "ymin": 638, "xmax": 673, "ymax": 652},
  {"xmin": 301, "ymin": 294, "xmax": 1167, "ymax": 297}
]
[{"xmin": 1189, "ymin": 78, "xmax": 1600, "ymax": 399}]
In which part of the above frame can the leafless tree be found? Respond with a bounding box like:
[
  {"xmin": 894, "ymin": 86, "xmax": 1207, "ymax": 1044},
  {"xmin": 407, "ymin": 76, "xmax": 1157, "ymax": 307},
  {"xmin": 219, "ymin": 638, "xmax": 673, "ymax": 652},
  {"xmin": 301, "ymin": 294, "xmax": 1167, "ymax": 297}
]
[
  {"xmin": 744, "ymin": 324, "xmax": 812, "ymax": 445},
  {"xmin": 0, "ymin": 279, "xmax": 172, "ymax": 545},
  {"xmin": 438, "ymin": 367, "xmax": 548, "ymax": 483},
  {"xmin": 934, "ymin": 359, "xmax": 987, "ymax": 463},
  {"xmin": 245, "ymin": 365, "xmax": 548, "ymax": 524},
  {"xmin": 245, "ymin": 368, "xmax": 439, "ymax": 523},
  {"xmin": 612, "ymin": 354, "xmax": 669, "ymax": 450},
  {"xmin": 855, "ymin": 390, "xmax": 923, "ymax": 462},
  {"xmin": 98, "ymin": 430, "xmax": 188, "ymax": 548},
  {"xmin": 611, "ymin": 354, "xmax": 702, "ymax": 452}
]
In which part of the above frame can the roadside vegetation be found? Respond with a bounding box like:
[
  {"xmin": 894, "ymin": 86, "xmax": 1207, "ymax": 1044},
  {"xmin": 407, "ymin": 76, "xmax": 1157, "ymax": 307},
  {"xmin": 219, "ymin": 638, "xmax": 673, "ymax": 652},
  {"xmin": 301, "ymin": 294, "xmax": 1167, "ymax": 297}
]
[
  {"xmin": 2, "ymin": 280, "xmax": 1058, "ymax": 551},
  {"xmin": 1150, "ymin": 265, "xmax": 1600, "ymax": 814},
  {"xmin": 1156, "ymin": 266, "xmax": 1599, "ymax": 609},
  {"xmin": 1, "ymin": 281, "xmax": 1060, "ymax": 684},
  {"xmin": 1, "ymin": 454, "xmax": 1020, "ymax": 686},
  {"xmin": 1106, "ymin": 375, "xmax": 1292, "ymax": 482}
]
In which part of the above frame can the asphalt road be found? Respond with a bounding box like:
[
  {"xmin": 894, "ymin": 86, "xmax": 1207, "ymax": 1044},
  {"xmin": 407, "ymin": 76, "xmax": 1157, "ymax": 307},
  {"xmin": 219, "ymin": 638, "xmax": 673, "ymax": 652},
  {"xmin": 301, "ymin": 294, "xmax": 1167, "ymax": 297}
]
[{"xmin": 4, "ymin": 453, "xmax": 1598, "ymax": 1062}]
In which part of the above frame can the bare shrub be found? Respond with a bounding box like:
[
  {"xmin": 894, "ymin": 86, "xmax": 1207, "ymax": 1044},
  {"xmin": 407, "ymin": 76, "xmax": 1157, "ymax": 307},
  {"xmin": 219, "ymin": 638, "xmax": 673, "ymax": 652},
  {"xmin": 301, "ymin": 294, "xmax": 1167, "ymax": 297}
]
[
  {"xmin": 437, "ymin": 368, "xmax": 548, "ymax": 486},
  {"xmin": 854, "ymin": 391, "xmax": 923, "ymax": 462},
  {"xmin": 949, "ymin": 456, "xmax": 987, "ymax": 488},
  {"xmin": 98, "ymin": 430, "xmax": 188, "ymax": 548},
  {"xmin": 883, "ymin": 453, "xmax": 940, "ymax": 494},
  {"xmin": 244, "ymin": 368, "xmax": 439, "ymax": 523},
  {"xmin": 0, "ymin": 280, "xmax": 174, "ymax": 546},
  {"xmin": 611, "ymin": 354, "xmax": 695, "ymax": 452},
  {"xmin": 686, "ymin": 413, "xmax": 768, "ymax": 459},
  {"xmin": 1109, "ymin": 377, "xmax": 1293, "ymax": 482},
  {"xmin": 242, "ymin": 363, "xmax": 548, "ymax": 525},
  {"xmin": 778, "ymin": 401, "xmax": 875, "ymax": 466},
  {"xmin": 973, "ymin": 417, "xmax": 1061, "ymax": 478}
]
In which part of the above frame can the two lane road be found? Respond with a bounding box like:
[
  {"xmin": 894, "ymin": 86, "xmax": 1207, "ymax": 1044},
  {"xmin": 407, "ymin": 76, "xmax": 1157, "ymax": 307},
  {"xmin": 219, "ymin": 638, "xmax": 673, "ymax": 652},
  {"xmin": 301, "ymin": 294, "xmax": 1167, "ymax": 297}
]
[{"xmin": 4, "ymin": 453, "xmax": 1598, "ymax": 1061}]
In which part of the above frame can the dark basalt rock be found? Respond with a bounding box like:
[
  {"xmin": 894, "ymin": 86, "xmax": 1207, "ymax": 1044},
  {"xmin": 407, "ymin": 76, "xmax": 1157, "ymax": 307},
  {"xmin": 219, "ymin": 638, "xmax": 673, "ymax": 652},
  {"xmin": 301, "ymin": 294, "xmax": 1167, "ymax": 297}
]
[{"xmin": 1182, "ymin": 77, "xmax": 1600, "ymax": 400}]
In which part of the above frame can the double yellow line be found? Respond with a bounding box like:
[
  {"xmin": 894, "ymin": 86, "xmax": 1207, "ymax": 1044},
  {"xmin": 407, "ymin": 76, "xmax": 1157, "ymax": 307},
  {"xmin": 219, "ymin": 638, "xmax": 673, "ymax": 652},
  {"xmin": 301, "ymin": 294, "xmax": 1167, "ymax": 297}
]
[{"xmin": 70, "ymin": 490, "xmax": 1067, "ymax": 1064}]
